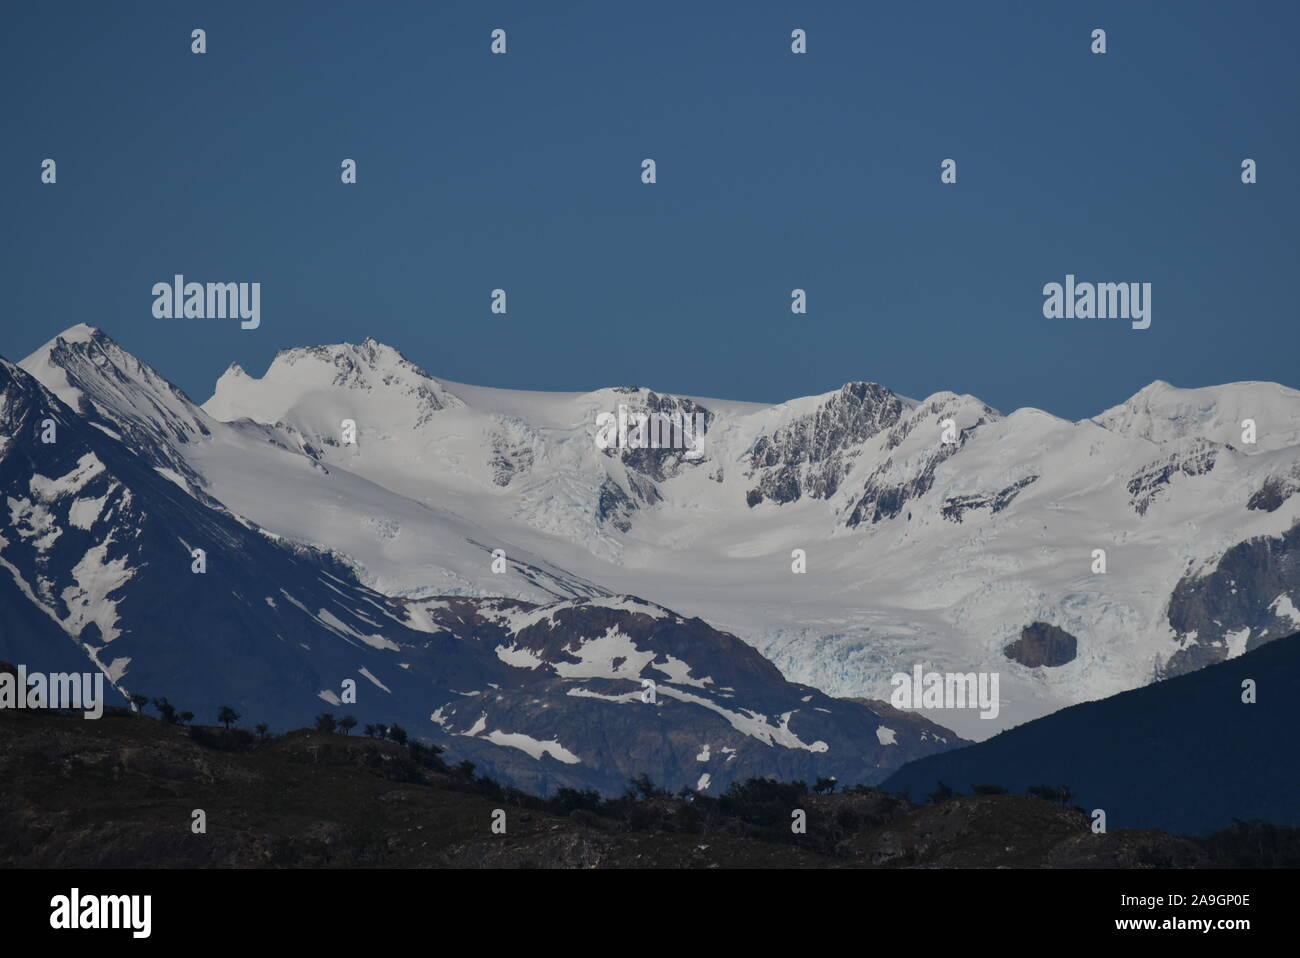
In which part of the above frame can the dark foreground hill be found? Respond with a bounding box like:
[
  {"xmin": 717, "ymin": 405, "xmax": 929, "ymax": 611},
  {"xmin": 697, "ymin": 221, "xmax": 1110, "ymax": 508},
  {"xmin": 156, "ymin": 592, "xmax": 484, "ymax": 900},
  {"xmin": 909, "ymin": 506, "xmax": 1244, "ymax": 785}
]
[
  {"xmin": 3, "ymin": 707, "xmax": 1296, "ymax": 868},
  {"xmin": 882, "ymin": 631, "xmax": 1300, "ymax": 835}
]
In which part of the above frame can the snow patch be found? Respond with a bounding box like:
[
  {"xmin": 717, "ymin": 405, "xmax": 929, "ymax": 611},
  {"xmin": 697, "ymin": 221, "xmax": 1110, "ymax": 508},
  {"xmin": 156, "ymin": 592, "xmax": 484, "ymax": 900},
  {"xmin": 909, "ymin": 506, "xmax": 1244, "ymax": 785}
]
[
  {"xmin": 60, "ymin": 535, "xmax": 135, "ymax": 643},
  {"xmin": 1270, "ymin": 594, "xmax": 1300, "ymax": 628},
  {"xmin": 496, "ymin": 644, "xmax": 545, "ymax": 669},
  {"xmin": 481, "ymin": 729, "xmax": 581, "ymax": 764},
  {"xmin": 68, "ymin": 492, "xmax": 111, "ymax": 530},
  {"xmin": 1224, "ymin": 627, "xmax": 1251, "ymax": 660},
  {"xmin": 29, "ymin": 452, "xmax": 105, "ymax": 500},
  {"xmin": 552, "ymin": 626, "xmax": 655, "ymax": 680},
  {"xmin": 358, "ymin": 667, "xmax": 391, "ymax": 693}
]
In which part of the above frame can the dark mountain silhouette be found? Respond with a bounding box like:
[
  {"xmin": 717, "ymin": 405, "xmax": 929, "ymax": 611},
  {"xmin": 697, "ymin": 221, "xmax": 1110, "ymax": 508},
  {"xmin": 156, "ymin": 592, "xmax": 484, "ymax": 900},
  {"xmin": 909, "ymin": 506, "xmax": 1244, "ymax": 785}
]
[{"xmin": 882, "ymin": 631, "xmax": 1300, "ymax": 834}]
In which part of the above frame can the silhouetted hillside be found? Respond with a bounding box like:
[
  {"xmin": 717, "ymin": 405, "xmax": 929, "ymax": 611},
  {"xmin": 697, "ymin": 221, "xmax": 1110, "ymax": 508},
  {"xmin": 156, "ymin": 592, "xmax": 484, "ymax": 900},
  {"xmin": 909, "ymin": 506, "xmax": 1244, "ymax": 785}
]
[
  {"xmin": 883, "ymin": 632, "xmax": 1300, "ymax": 834},
  {"xmin": 4, "ymin": 705, "xmax": 1295, "ymax": 868}
]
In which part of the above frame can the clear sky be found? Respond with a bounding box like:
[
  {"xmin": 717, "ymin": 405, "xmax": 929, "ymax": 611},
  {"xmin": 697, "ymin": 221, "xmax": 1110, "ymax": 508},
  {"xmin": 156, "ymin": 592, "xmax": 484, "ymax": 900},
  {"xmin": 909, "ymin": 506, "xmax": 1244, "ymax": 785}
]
[{"xmin": 3, "ymin": 0, "xmax": 1297, "ymax": 420}]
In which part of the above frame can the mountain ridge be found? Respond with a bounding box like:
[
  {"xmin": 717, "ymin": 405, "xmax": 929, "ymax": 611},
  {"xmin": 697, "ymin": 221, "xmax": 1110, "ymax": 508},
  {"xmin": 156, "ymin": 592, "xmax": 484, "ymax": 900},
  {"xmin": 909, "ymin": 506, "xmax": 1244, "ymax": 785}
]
[{"xmin": 11, "ymin": 325, "xmax": 1300, "ymax": 743}]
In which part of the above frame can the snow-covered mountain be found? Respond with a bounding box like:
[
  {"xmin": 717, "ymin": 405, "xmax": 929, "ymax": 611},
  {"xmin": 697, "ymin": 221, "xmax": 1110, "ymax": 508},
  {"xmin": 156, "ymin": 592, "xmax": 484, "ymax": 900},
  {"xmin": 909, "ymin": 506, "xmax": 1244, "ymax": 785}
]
[
  {"xmin": 9, "ymin": 325, "xmax": 1300, "ymax": 751},
  {"xmin": 196, "ymin": 330, "xmax": 1300, "ymax": 737},
  {"xmin": 0, "ymin": 333, "xmax": 957, "ymax": 795}
]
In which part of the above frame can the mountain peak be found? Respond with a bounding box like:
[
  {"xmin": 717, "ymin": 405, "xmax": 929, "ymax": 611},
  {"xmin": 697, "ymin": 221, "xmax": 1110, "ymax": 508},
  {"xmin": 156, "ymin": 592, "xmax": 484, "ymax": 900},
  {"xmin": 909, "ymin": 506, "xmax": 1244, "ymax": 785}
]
[
  {"xmin": 17, "ymin": 321, "xmax": 213, "ymax": 483},
  {"xmin": 268, "ymin": 338, "xmax": 438, "ymax": 380},
  {"xmin": 205, "ymin": 337, "xmax": 463, "ymax": 426},
  {"xmin": 53, "ymin": 322, "xmax": 103, "ymax": 345},
  {"xmin": 1093, "ymin": 379, "xmax": 1300, "ymax": 452}
]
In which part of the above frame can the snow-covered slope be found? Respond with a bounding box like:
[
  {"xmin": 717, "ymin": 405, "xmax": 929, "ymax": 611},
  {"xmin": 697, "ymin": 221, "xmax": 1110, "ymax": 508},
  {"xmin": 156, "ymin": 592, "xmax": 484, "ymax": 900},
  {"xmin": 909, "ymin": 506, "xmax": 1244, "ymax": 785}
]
[
  {"xmin": 17, "ymin": 327, "xmax": 598, "ymax": 603},
  {"xmin": 0, "ymin": 351, "xmax": 959, "ymax": 795},
  {"xmin": 18, "ymin": 326, "xmax": 1300, "ymax": 743}
]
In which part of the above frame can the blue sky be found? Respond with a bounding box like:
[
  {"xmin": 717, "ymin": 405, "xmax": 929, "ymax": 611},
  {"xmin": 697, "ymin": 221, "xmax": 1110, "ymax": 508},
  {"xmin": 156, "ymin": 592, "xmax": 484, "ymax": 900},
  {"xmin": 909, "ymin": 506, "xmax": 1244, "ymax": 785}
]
[{"xmin": 3, "ymin": 1, "xmax": 1297, "ymax": 420}]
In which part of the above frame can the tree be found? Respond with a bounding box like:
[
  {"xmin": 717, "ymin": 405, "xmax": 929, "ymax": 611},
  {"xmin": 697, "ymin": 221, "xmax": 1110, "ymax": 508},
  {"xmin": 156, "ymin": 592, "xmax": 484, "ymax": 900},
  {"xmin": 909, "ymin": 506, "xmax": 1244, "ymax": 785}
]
[
  {"xmin": 971, "ymin": 783, "xmax": 1008, "ymax": 796},
  {"xmin": 373, "ymin": 724, "xmax": 387, "ymax": 741},
  {"xmin": 362, "ymin": 724, "xmax": 377, "ymax": 738},
  {"xmin": 314, "ymin": 712, "xmax": 337, "ymax": 733},
  {"xmin": 387, "ymin": 723, "xmax": 408, "ymax": 746},
  {"xmin": 1026, "ymin": 784, "xmax": 1074, "ymax": 805},
  {"xmin": 553, "ymin": 787, "xmax": 603, "ymax": 813},
  {"xmin": 128, "ymin": 693, "xmax": 149, "ymax": 713},
  {"xmin": 813, "ymin": 776, "xmax": 838, "ymax": 795},
  {"xmin": 627, "ymin": 774, "xmax": 665, "ymax": 800},
  {"xmin": 339, "ymin": 715, "xmax": 357, "ymax": 735},
  {"xmin": 928, "ymin": 781, "xmax": 956, "ymax": 804},
  {"xmin": 217, "ymin": 706, "xmax": 240, "ymax": 730},
  {"xmin": 254, "ymin": 722, "xmax": 270, "ymax": 741},
  {"xmin": 407, "ymin": 742, "xmax": 445, "ymax": 768},
  {"xmin": 151, "ymin": 697, "xmax": 178, "ymax": 725},
  {"xmin": 179, "ymin": 711, "xmax": 194, "ymax": 725}
]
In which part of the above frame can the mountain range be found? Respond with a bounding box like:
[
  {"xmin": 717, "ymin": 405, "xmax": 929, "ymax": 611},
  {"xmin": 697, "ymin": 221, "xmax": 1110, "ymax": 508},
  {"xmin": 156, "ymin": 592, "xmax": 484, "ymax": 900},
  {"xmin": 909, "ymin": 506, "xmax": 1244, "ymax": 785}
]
[{"xmin": 3, "ymin": 324, "xmax": 1299, "ymax": 795}]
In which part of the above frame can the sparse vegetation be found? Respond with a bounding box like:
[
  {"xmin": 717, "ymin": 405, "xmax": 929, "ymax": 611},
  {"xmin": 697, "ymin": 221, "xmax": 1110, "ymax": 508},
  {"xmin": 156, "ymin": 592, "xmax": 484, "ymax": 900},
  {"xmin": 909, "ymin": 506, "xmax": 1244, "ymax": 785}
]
[
  {"xmin": 928, "ymin": 781, "xmax": 956, "ymax": 803},
  {"xmin": 5, "ymin": 705, "xmax": 1294, "ymax": 869},
  {"xmin": 1196, "ymin": 818, "xmax": 1300, "ymax": 868},
  {"xmin": 1027, "ymin": 784, "xmax": 1074, "ymax": 806},
  {"xmin": 151, "ymin": 697, "xmax": 179, "ymax": 725}
]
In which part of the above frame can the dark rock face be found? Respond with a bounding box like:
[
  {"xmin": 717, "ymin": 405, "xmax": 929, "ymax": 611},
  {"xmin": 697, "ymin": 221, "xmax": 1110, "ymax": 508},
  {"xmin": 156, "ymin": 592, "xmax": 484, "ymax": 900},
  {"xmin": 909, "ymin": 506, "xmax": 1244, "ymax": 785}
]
[
  {"xmin": 587, "ymin": 390, "xmax": 711, "ymax": 530},
  {"xmin": 595, "ymin": 475, "xmax": 660, "ymax": 533},
  {"xmin": 1126, "ymin": 439, "xmax": 1220, "ymax": 515},
  {"xmin": 487, "ymin": 421, "xmax": 535, "ymax": 487},
  {"xmin": 1164, "ymin": 520, "xmax": 1300, "ymax": 676},
  {"xmin": 1004, "ymin": 622, "xmax": 1078, "ymax": 668},
  {"xmin": 745, "ymin": 382, "xmax": 905, "ymax": 507},
  {"xmin": 596, "ymin": 477, "xmax": 635, "ymax": 532},
  {"xmin": 942, "ymin": 476, "xmax": 1038, "ymax": 523},
  {"xmin": 1248, "ymin": 472, "xmax": 1300, "ymax": 513},
  {"xmin": 602, "ymin": 390, "xmax": 713, "ymax": 484},
  {"xmin": 845, "ymin": 416, "xmax": 992, "ymax": 528}
]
